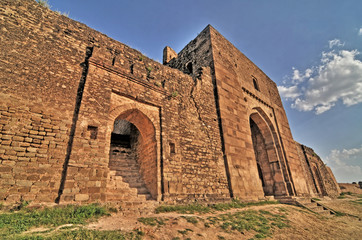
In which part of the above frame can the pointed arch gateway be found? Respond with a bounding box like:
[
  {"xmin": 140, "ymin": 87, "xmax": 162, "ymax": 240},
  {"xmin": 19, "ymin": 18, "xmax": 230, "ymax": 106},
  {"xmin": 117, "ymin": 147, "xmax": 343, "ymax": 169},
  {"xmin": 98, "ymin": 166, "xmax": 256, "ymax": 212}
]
[
  {"xmin": 312, "ymin": 165, "xmax": 327, "ymax": 196},
  {"xmin": 108, "ymin": 107, "xmax": 159, "ymax": 200},
  {"xmin": 249, "ymin": 109, "xmax": 292, "ymax": 197}
]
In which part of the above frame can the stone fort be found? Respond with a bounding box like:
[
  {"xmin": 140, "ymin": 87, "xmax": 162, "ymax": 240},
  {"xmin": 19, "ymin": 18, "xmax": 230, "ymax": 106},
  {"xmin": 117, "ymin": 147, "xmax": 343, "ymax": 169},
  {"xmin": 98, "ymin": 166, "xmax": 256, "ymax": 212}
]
[{"xmin": 0, "ymin": 0, "xmax": 340, "ymax": 208}]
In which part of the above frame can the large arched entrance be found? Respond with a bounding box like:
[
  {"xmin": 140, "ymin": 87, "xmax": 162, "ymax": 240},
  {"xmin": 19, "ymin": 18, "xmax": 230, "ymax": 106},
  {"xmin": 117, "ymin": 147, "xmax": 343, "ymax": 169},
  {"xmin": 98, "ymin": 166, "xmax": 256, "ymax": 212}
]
[
  {"xmin": 312, "ymin": 165, "xmax": 326, "ymax": 196},
  {"xmin": 250, "ymin": 112, "xmax": 288, "ymax": 197},
  {"xmin": 109, "ymin": 109, "xmax": 158, "ymax": 200}
]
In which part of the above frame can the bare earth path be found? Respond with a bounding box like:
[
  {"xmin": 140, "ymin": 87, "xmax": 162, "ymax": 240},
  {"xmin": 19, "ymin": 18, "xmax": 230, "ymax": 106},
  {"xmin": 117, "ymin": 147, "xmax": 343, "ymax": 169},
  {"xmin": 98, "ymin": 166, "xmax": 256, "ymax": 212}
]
[{"xmin": 87, "ymin": 197, "xmax": 362, "ymax": 240}]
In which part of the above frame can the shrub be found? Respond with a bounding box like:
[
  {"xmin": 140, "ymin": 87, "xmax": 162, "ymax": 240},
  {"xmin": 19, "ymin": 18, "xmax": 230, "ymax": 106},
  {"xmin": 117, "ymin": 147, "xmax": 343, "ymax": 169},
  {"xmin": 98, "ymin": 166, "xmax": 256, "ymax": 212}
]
[{"xmin": 36, "ymin": 0, "xmax": 50, "ymax": 8}]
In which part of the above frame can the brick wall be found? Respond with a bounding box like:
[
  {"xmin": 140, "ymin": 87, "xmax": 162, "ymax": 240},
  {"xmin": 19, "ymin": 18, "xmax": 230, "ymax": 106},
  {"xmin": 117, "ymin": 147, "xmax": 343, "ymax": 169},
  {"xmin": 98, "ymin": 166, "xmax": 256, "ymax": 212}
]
[
  {"xmin": 0, "ymin": 0, "xmax": 230, "ymax": 204},
  {"xmin": 0, "ymin": 0, "xmax": 341, "ymax": 204}
]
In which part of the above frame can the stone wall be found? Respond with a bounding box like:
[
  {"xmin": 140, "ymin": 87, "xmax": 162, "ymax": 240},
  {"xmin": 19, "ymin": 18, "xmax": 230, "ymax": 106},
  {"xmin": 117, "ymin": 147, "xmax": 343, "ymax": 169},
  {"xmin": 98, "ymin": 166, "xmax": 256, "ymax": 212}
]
[
  {"xmin": 295, "ymin": 143, "xmax": 341, "ymax": 198},
  {"xmin": 166, "ymin": 25, "xmax": 313, "ymax": 200},
  {"xmin": 0, "ymin": 0, "xmax": 341, "ymax": 204},
  {"xmin": 207, "ymin": 26, "xmax": 310, "ymax": 199},
  {"xmin": 0, "ymin": 0, "xmax": 229, "ymax": 204}
]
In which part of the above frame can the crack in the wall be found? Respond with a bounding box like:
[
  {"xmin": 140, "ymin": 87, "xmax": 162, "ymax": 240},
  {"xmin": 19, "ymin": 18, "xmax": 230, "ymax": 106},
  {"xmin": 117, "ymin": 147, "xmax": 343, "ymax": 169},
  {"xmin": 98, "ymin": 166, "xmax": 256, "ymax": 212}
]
[
  {"xmin": 189, "ymin": 75, "xmax": 214, "ymax": 154},
  {"xmin": 55, "ymin": 45, "xmax": 94, "ymax": 203}
]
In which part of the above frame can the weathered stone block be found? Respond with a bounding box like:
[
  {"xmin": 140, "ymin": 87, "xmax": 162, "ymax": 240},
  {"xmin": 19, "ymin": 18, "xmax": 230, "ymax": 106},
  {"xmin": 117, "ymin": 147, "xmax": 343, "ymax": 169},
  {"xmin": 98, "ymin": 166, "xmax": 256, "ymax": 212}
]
[
  {"xmin": 75, "ymin": 194, "xmax": 89, "ymax": 201},
  {"xmin": 16, "ymin": 180, "xmax": 33, "ymax": 187}
]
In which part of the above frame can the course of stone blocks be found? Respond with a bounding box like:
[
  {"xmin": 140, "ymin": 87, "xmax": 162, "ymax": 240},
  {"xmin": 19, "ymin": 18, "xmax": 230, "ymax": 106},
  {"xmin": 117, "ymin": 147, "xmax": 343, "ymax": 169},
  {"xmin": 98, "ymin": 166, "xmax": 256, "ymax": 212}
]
[{"xmin": 0, "ymin": 0, "xmax": 340, "ymax": 205}]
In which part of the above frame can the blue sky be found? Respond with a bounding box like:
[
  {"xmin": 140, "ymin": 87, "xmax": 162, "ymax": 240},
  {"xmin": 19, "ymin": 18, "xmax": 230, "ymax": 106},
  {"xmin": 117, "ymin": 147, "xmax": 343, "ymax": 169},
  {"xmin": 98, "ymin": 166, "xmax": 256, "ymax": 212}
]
[{"xmin": 46, "ymin": 0, "xmax": 362, "ymax": 183}]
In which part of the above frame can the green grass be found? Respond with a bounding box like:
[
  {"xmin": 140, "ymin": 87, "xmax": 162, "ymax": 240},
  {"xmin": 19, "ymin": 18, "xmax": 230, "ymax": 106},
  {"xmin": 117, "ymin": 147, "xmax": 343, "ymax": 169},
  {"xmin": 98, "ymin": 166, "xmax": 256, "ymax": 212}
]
[
  {"xmin": 311, "ymin": 198, "xmax": 321, "ymax": 201},
  {"xmin": 209, "ymin": 200, "xmax": 279, "ymax": 212},
  {"xmin": 177, "ymin": 228, "xmax": 193, "ymax": 235},
  {"xmin": 334, "ymin": 211, "xmax": 347, "ymax": 217},
  {"xmin": 351, "ymin": 198, "xmax": 362, "ymax": 205},
  {"xmin": 155, "ymin": 200, "xmax": 279, "ymax": 214},
  {"xmin": 8, "ymin": 228, "xmax": 143, "ymax": 240},
  {"xmin": 181, "ymin": 216, "xmax": 199, "ymax": 225},
  {"xmin": 138, "ymin": 217, "xmax": 166, "ymax": 227},
  {"xmin": 338, "ymin": 192, "xmax": 353, "ymax": 199},
  {"xmin": 204, "ymin": 209, "xmax": 289, "ymax": 239},
  {"xmin": 0, "ymin": 204, "xmax": 108, "ymax": 238},
  {"xmin": 155, "ymin": 203, "xmax": 210, "ymax": 214}
]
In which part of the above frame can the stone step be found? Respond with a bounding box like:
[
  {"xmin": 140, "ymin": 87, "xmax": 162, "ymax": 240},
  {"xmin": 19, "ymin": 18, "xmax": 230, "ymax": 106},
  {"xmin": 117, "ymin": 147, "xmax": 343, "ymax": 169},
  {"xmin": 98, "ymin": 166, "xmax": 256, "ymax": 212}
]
[
  {"xmin": 107, "ymin": 147, "xmax": 153, "ymax": 208},
  {"xmin": 110, "ymin": 155, "xmax": 136, "ymax": 159},
  {"xmin": 119, "ymin": 200, "xmax": 158, "ymax": 208},
  {"xmin": 109, "ymin": 162, "xmax": 139, "ymax": 167},
  {"xmin": 118, "ymin": 175, "xmax": 144, "ymax": 183},
  {"xmin": 300, "ymin": 201, "xmax": 333, "ymax": 216},
  {"xmin": 106, "ymin": 188, "xmax": 138, "ymax": 195},
  {"xmin": 309, "ymin": 206, "xmax": 325, "ymax": 213},
  {"xmin": 110, "ymin": 157, "xmax": 135, "ymax": 161},
  {"xmin": 110, "ymin": 151, "xmax": 135, "ymax": 156},
  {"xmin": 304, "ymin": 202, "xmax": 318, "ymax": 208},
  {"xmin": 296, "ymin": 197, "xmax": 312, "ymax": 204},
  {"xmin": 275, "ymin": 196, "xmax": 297, "ymax": 204},
  {"xmin": 110, "ymin": 147, "xmax": 132, "ymax": 152},
  {"xmin": 109, "ymin": 160, "xmax": 137, "ymax": 165},
  {"xmin": 114, "ymin": 169, "xmax": 139, "ymax": 175},
  {"xmin": 139, "ymin": 193, "xmax": 153, "ymax": 200},
  {"xmin": 136, "ymin": 187, "xmax": 150, "ymax": 195},
  {"xmin": 110, "ymin": 163, "xmax": 139, "ymax": 168},
  {"xmin": 128, "ymin": 182, "xmax": 146, "ymax": 188}
]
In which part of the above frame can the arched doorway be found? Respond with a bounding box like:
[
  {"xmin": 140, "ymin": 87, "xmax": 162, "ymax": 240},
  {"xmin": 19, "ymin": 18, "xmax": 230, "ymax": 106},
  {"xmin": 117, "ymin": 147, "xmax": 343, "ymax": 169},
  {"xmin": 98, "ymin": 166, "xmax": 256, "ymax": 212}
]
[
  {"xmin": 250, "ymin": 112, "xmax": 288, "ymax": 197},
  {"xmin": 109, "ymin": 109, "xmax": 158, "ymax": 200},
  {"xmin": 312, "ymin": 165, "xmax": 326, "ymax": 196}
]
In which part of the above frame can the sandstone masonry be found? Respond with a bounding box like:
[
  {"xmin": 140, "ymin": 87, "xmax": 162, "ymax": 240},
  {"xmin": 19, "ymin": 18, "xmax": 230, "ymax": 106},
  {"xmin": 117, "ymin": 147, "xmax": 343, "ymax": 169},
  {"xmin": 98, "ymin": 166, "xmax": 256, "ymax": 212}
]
[{"xmin": 0, "ymin": 0, "xmax": 340, "ymax": 205}]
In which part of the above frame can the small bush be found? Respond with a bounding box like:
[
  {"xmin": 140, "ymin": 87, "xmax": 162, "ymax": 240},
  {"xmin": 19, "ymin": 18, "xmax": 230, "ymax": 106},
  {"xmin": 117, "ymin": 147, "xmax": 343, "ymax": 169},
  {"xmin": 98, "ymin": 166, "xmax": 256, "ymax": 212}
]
[
  {"xmin": 36, "ymin": 0, "xmax": 50, "ymax": 8},
  {"xmin": 171, "ymin": 91, "xmax": 179, "ymax": 98},
  {"xmin": 55, "ymin": 10, "xmax": 69, "ymax": 17},
  {"xmin": 107, "ymin": 207, "xmax": 118, "ymax": 213}
]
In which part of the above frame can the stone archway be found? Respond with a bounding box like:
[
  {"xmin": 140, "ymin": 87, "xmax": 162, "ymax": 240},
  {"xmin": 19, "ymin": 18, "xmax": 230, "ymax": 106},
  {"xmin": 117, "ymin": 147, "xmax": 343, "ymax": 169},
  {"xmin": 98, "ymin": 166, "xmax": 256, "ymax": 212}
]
[
  {"xmin": 109, "ymin": 109, "xmax": 158, "ymax": 200},
  {"xmin": 107, "ymin": 93, "xmax": 161, "ymax": 201},
  {"xmin": 312, "ymin": 165, "xmax": 326, "ymax": 196},
  {"xmin": 250, "ymin": 112, "xmax": 288, "ymax": 197}
]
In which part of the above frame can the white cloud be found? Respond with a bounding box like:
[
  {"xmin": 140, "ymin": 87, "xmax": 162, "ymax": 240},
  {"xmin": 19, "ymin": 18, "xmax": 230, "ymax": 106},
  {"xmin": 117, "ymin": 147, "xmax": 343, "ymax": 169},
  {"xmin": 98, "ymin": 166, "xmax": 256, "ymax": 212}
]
[
  {"xmin": 328, "ymin": 39, "xmax": 344, "ymax": 48},
  {"xmin": 279, "ymin": 48, "xmax": 362, "ymax": 114},
  {"xmin": 291, "ymin": 67, "xmax": 314, "ymax": 83},
  {"xmin": 359, "ymin": 28, "xmax": 362, "ymax": 36},
  {"xmin": 325, "ymin": 145, "xmax": 362, "ymax": 183},
  {"xmin": 278, "ymin": 85, "xmax": 301, "ymax": 99}
]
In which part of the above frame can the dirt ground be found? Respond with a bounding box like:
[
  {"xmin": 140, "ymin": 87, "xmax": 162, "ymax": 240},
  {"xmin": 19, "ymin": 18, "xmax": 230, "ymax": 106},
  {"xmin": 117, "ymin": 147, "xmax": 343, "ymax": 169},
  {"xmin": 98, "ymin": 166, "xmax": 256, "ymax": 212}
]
[{"xmin": 88, "ymin": 195, "xmax": 362, "ymax": 240}]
